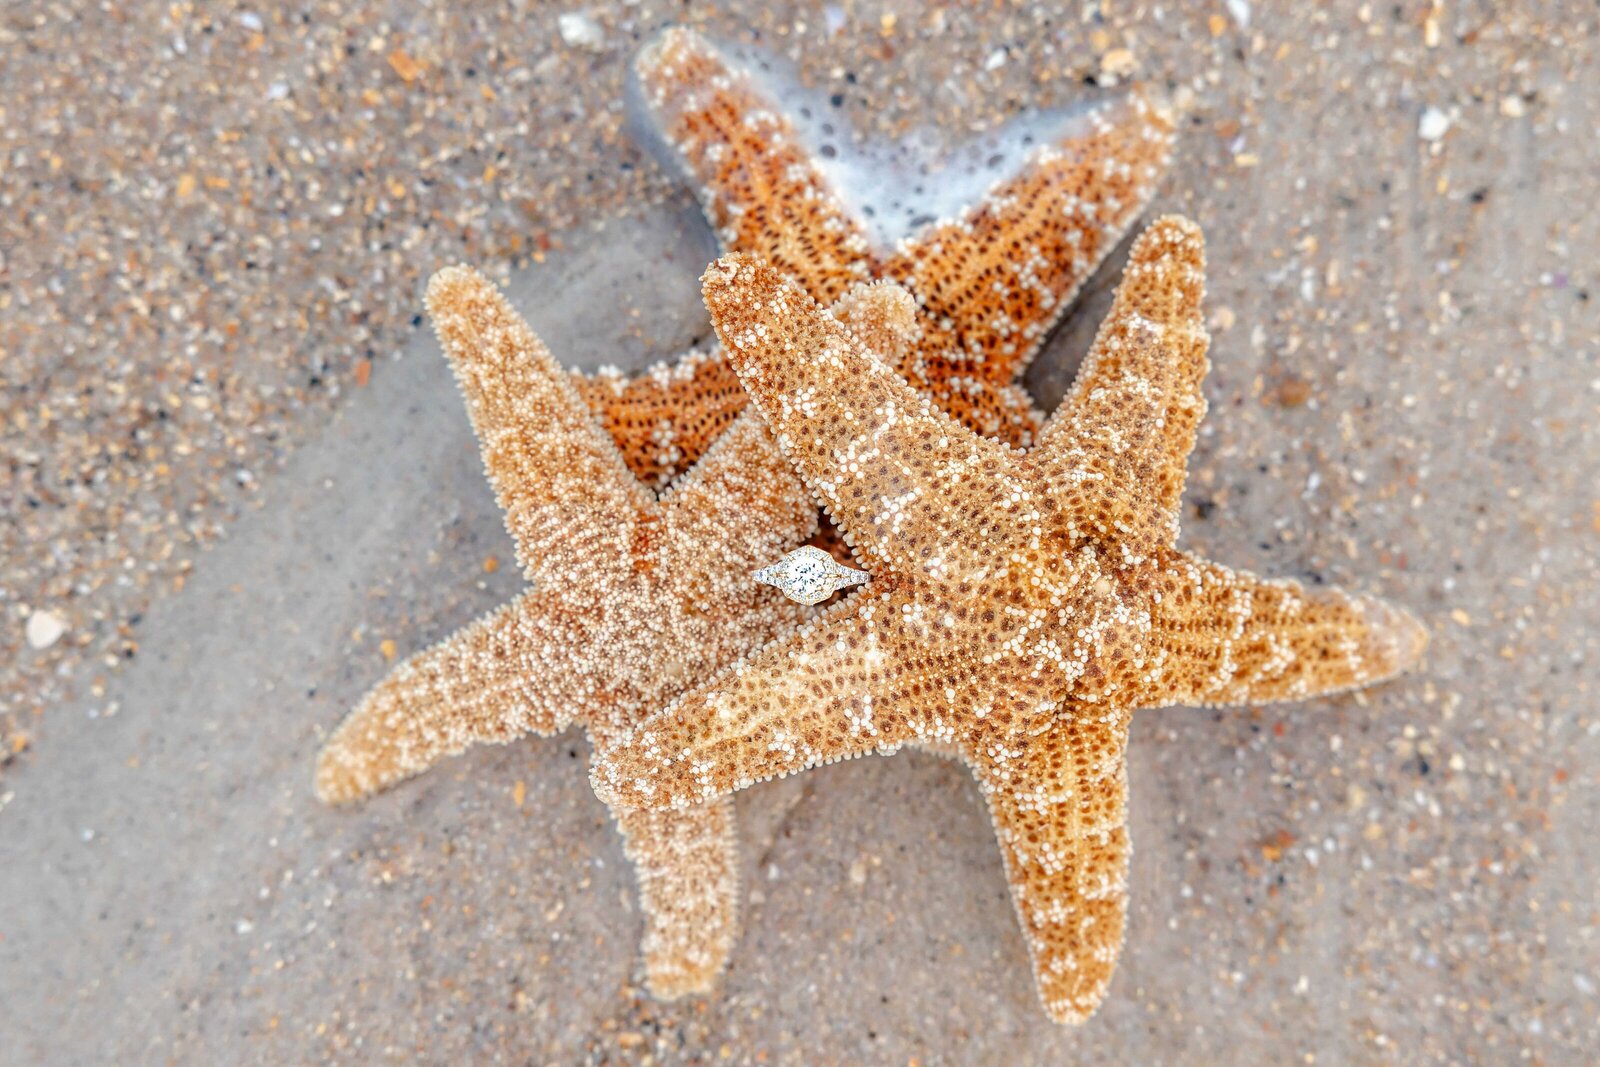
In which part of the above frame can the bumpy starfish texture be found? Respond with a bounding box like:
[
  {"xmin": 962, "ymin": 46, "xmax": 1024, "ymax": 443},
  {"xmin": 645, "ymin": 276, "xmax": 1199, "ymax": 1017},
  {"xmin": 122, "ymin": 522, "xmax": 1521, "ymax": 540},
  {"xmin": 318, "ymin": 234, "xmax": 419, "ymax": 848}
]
[
  {"xmin": 569, "ymin": 26, "xmax": 1176, "ymax": 487},
  {"xmin": 592, "ymin": 220, "xmax": 1428, "ymax": 1024}
]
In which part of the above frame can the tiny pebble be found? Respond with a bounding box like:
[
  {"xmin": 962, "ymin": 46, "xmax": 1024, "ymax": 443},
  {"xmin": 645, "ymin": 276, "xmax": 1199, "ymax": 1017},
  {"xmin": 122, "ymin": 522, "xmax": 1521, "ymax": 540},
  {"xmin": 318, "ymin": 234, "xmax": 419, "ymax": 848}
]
[
  {"xmin": 26, "ymin": 611, "xmax": 67, "ymax": 651},
  {"xmin": 1418, "ymin": 106, "xmax": 1452, "ymax": 141},
  {"xmin": 558, "ymin": 13, "xmax": 605, "ymax": 51}
]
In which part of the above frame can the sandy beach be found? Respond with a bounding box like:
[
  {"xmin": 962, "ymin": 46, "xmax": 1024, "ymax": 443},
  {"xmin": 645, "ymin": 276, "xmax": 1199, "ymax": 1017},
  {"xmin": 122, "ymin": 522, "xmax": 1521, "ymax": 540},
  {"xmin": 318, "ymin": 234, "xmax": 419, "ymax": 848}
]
[{"xmin": 3, "ymin": 3, "xmax": 1597, "ymax": 1063}]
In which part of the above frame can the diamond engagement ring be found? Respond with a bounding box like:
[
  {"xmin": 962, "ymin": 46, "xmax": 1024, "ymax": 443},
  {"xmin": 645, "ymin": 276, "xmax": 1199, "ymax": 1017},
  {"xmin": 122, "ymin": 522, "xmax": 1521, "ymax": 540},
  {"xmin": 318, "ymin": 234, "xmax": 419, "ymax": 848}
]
[{"xmin": 753, "ymin": 546, "xmax": 870, "ymax": 606}]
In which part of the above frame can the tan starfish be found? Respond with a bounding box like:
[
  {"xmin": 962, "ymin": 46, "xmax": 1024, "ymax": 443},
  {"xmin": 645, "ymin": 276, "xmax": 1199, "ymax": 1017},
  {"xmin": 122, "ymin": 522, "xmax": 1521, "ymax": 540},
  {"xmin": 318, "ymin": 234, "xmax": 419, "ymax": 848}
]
[
  {"xmin": 315, "ymin": 267, "xmax": 933, "ymax": 997},
  {"xmin": 318, "ymin": 27, "xmax": 1176, "ymax": 1000},
  {"xmin": 569, "ymin": 27, "xmax": 1176, "ymax": 486},
  {"xmin": 592, "ymin": 219, "xmax": 1428, "ymax": 1023}
]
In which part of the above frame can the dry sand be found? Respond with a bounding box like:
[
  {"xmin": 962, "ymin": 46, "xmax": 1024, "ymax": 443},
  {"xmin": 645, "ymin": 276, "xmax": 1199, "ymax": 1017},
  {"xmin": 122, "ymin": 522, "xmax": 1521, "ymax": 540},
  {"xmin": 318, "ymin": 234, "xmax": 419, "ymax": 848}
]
[{"xmin": 2, "ymin": 3, "xmax": 1597, "ymax": 1064}]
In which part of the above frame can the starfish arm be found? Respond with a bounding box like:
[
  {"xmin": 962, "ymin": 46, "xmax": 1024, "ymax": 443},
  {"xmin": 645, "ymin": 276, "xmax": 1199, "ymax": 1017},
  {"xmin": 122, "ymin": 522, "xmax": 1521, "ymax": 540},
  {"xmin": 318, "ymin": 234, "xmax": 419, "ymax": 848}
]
[
  {"xmin": 592, "ymin": 590, "xmax": 956, "ymax": 811},
  {"xmin": 1144, "ymin": 551, "xmax": 1428, "ymax": 707},
  {"xmin": 1031, "ymin": 216, "xmax": 1210, "ymax": 563},
  {"xmin": 427, "ymin": 266, "xmax": 654, "ymax": 590},
  {"xmin": 962, "ymin": 710, "xmax": 1133, "ymax": 1025},
  {"xmin": 829, "ymin": 279, "xmax": 921, "ymax": 367},
  {"xmin": 570, "ymin": 347, "xmax": 748, "ymax": 488},
  {"xmin": 315, "ymin": 591, "xmax": 588, "ymax": 804},
  {"xmin": 883, "ymin": 88, "xmax": 1176, "ymax": 385},
  {"xmin": 702, "ymin": 254, "xmax": 1026, "ymax": 579},
  {"xmin": 616, "ymin": 800, "xmax": 741, "ymax": 999},
  {"xmin": 636, "ymin": 27, "xmax": 873, "ymax": 304},
  {"xmin": 661, "ymin": 411, "xmax": 818, "ymax": 574}
]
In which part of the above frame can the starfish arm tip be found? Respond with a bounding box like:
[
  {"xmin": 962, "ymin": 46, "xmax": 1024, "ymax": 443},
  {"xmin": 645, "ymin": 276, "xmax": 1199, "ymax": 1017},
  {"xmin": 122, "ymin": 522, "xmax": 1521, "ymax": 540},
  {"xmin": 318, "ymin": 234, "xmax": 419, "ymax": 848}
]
[
  {"xmin": 632, "ymin": 26, "xmax": 678, "ymax": 77},
  {"xmin": 1367, "ymin": 596, "xmax": 1430, "ymax": 673},
  {"xmin": 1132, "ymin": 214, "xmax": 1205, "ymax": 265},
  {"xmin": 701, "ymin": 252, "xmax": 758, "ymax": 303},
  {"xmin": 423, "ymin": 263, "xmax": 484, "ymax": 315},
  {"xmin": 312, "ymin": 749, "xmax": 359, "ymax": 806}
]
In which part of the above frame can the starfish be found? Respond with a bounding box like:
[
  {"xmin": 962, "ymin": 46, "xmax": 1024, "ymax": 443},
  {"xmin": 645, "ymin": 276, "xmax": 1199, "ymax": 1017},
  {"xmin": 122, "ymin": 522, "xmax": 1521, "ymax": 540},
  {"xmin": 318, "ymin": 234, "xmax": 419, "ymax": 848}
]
[
  {"xmin": 315, "ymin": 266, "xmax": 934, "ymax": 997},
  {"xmin": 568, "ymin": 26, "xmax": 1176, "ymax": 487},
  {"xmin": 317, "ymin": 28, "xmax": 1176, "ymax": 1000},
  {"xmin": 592, "ymin": 219, "xmax": 1428, "ymax": 1023}
]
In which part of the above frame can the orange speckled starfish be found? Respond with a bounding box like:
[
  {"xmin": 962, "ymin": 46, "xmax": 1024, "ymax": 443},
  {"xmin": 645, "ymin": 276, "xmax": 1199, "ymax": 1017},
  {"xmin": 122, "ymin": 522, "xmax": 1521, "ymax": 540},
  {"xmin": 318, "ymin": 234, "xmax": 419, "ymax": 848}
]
[
  {"xmin": 593, "ymin": 219, "xmax": 1427, "ymax": 1023},
  {"xmin": 570, "ymin": 26, "xmax": 1175, "ymax": 486}
]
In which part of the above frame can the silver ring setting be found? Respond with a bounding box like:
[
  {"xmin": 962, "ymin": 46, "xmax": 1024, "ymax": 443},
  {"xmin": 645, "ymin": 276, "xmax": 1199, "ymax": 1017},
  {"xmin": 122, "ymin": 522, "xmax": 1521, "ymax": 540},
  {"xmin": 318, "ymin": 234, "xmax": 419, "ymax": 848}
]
[{"xmin": 753, "ymin": 546, "xmax": 870, "ymax": 606}]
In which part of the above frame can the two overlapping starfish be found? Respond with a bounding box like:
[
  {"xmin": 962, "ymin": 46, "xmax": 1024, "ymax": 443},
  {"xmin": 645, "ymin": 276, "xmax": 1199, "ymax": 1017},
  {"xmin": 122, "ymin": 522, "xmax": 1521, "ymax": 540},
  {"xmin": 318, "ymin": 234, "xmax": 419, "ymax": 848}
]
[
  {"xmin": 316, "ymin": 27, "xmax": 1176, "ymax": 1000},
  {"xmin": 592, "ymin": 219, "xmax": 1427, "ymax": 1023}
]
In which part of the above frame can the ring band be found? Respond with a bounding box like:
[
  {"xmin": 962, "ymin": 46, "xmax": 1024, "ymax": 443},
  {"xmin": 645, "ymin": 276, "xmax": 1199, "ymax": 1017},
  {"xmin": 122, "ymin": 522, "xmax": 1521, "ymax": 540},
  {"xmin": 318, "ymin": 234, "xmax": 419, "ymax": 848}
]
[{"xmin": 753, "ymin": 546, "xmax": 869, "ymax": 605}]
